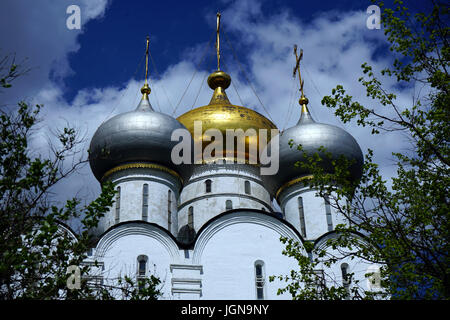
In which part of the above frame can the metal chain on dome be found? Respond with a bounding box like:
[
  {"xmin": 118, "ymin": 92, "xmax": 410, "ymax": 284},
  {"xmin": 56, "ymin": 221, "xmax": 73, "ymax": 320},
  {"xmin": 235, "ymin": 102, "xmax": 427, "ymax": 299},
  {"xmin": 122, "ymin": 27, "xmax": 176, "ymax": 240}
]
[
  {"xmin": 221, "ymin": 59, "xmax": 245, "ymax": 107},
  {"xmin": 303, "ymin": 64, "xmax": 322, "ymax": 101},
  {"xmin": 147, "ymin": 71, "xmax": 161, "ymax": 112},
  {"xmin": 302, "ymin": 64, "xmax": 320, "ymax": 121},
  {"xmin": 222, "ymin": 30, "xmax": 275, "ymax": 124},
  {"xmin": 149, "ymin": 50, "xmax": 174, "ymax": 113},
  {"xmin": 103, "ymin": 50, "xmax": 146, "ymax": 124},
  {"xmin": 229, "ymin": 73, "xmax": 245, "ymax": 107},
  {"xmin": 131, "ymin": 83, "xmax": 141, "ymax": 110},
  {"xmin": 302, "ymin": 63, "xmax": 347, "ymax": 130},
  {"xmin": 171, "ymin": 30, "xmax": 216, "ymax": 117},
  {"xmin": 190, "ymin": 70, "xmax": 209, "ymax": 110},
  {"xmin": 281, "ymin": 74, "xmax": 299, "ymax": 131},
  {"xmin": 142, "ymin": 36, "xmax": 161, "ymax": 112}
]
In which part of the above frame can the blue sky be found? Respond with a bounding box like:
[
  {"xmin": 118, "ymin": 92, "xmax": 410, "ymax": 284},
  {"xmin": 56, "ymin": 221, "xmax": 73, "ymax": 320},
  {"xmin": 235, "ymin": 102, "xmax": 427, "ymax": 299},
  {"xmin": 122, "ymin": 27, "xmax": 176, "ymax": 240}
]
[
  {"xmin": 0, "ymin": 0, "xmax": 430, "ymax": 210},
  {"xmin": 61, "ymin": 0, "xmax": 370, "ymax": 102}
]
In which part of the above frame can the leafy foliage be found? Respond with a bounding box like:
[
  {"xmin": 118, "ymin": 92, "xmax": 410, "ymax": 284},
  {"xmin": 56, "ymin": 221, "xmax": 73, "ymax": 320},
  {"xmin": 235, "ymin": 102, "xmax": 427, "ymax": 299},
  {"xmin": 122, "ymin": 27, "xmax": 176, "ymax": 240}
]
[
  {"xmin": 0, "ymin": 56, "xmax": 162, "ymax": 300},
  {"xmin": 273, "ymin": 0, "xmax": 449, "ymax": 300}
]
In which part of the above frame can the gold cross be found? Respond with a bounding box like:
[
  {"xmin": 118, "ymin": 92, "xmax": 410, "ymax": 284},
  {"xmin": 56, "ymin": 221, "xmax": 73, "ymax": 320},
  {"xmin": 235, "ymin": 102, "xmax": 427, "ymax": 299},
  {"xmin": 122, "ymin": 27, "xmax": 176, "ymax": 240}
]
[
  {"xmin": 145, "ymin": 36, "xmax": 150, "ymax": 85},
  {"xmin": 216, "ymin": 12, "xmax": 221, "ymax": 71},
  {"xmin": 293, "ymin": 44, "xmax": 305, "ymax": 98},
  {"xmin": 141, "ymin": 36, "xmax": 151, "ymax": 96}
]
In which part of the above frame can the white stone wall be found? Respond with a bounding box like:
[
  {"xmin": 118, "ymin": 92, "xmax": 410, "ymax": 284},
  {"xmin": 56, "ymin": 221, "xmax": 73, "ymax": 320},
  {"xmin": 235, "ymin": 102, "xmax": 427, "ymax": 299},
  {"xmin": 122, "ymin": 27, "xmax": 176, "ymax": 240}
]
[
  {"xmin": 178, "ymin": 165, "xmax": 273, "ymax": 232},
  {"xmin": 97, "ymin": 167, "xmax": 181, "ymax": 235},
  {"xmin": 94, "ymin": 223, "xmax": 181, "ymax": 299},
  {"xmin": 91, "ymin": 210, "xmax": 383, "ymax": 300},
  {"xmin": 280, "ymin": 184, "xmax": 347, "ymax": 241},
  {"xmin": 193, "ymin": 211, "xmax": 303, "ymax": 300},
  {"xmin": 88, "ymin": 163, "xmax": 383, "ymax": 300},
  {"xmin": 314, "ymin": 233, "xmax": 384, "ymax": 297},
  {"xmin": 93, "ymin": 211, "xmax": 305, "ymax": 300}
]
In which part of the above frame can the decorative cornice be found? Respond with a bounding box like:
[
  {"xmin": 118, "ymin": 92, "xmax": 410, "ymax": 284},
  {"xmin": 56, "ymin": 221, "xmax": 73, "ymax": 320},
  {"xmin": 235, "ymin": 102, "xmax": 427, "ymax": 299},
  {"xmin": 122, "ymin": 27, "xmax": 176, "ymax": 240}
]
[
  {"xmin": 275, "ymin": 175, "xmax": 314, "ymax": 200},
  {"xmin": 178, "ymin": 193, "xmax": 273, "ymax": 212},
  {"xmin": 190, "ymin": 162, "xmax": 262, "ymax": 177},
  {"xmin": 194, "ymin": 157, "xmax": 261, "ymax": 166},
  {"xmin": 92, "ymin": 209, "xmax": 303, "ymax": 251},
  {"xmin": 170, "ymin": 264, "xmax": 203, "ymax": 273},
  {"xmin": 184, "ymin": 173, "xmax": 264, "ymax": 189},
  {"xmin": 279, "ymin": 188, "xmax": 309, "ymax": 210},
  {"xmin": 101, "ymin": 163, "xmax": 182, "ymax": 183}
]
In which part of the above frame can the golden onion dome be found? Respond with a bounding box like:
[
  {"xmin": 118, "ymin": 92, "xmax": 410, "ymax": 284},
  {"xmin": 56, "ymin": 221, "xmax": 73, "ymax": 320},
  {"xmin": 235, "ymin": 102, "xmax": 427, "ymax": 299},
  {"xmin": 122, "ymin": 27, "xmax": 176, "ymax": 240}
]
[{"xmin": 177, "ymin": 70, "xmax": 278, "ymax": 164}]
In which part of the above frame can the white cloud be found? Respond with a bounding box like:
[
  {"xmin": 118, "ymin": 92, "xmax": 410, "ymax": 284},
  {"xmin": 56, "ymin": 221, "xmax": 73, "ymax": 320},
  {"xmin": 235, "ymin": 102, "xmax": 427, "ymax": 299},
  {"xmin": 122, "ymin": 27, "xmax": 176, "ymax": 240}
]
[
  {"xmin": 0, "ymin": 0, "xmax": 110, "ymax": 105},
  {"xmin": 218, "ymin": 0, "xmax": 416, "ymax": 182},
  {"xmin": 2, "ymin": 0, "xmax": 419, "ymax": 216}
]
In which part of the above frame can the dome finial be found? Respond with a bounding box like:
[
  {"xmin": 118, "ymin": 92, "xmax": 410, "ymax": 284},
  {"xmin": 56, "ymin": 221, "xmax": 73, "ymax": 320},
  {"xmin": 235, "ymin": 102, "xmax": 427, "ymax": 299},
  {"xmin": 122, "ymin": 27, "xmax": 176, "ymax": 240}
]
[
  {"xmin": 216, "ymin": 12, "xmax": 221, "ymax": 71},
  {"xmin": 141, "ymin": 36, "xmax": 151, "ymax": 97},
  {"xmin": 137, "ymin": 36, "xmax": 153, "ymax": 111},
  {"xmin": 293, "ymin": 45, "xmax": 308, "ymax": 106},
  {"xmin": 207, "ymin": 13, "xmax": 232, "ymax": 105},
  {"xmin": 293, "ymin": 45, "xmax": 313, "ymax": 123}
]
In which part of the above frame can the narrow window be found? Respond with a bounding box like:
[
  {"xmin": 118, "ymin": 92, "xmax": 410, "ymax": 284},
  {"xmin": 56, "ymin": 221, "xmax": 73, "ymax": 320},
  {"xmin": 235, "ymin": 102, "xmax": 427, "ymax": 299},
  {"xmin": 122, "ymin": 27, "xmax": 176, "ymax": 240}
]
[
  {"xmin": 244, "ymin": 180, "xmax": 251, "ymax": 195},
  {"xmin": 188, "ymin": 206, "xmax": 194, "ymax": 229},
  {"xmin": 255, "ymin": 261, "xmax": 265, "ymax": 300},
  {"xmin": 138, "ymin": 260, "xmax": 146, "ymax": 276},
  {"xmin": 325, "ymin": 196, "xmax": 333, "ymax": 231},
  {"xmin": 142, "ymin": 184, "xmax": 149, "ymax": 221},
  {"xmin": 346, "ymin": 199, "xmax": 353, "ymax": 226},
  {"xmin": 137, "ymin": 255, "xmax": 148, "ymax": 277},
  {"xmin": 298, "ymin": 196, "xmax": 307, "ymax": 238},
  {"xmin": 205, "ymin": 179, "xmax": 212, "ymax": 193},
  {"xmin": 226, "ymin": 199, "xmax": 233, "ymax": 210},
  {"xmin": 168, "ymin": 189, "xmax": 172, "ymax": 231},
  {"xmin": 137, "ymin": 255, "xmax": 148, "ymax": 291},
  {"xmin": 341, "ymin": 263, "xmax": 350, "ymax": 286},
  {"xmin": 341, "ymin": 263, "xmax": 350, "ymax": 298},
  {"xmin": 115, "ymin": 186, "xmax": 121, "ymax": 224}
]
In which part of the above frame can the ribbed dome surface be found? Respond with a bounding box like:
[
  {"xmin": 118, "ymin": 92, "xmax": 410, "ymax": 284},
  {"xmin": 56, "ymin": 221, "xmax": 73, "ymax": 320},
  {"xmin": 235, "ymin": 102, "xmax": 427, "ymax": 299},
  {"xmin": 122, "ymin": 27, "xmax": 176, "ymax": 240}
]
[
  {"xmin": 89, "ymin": 95, "xmax": 190, "ymax": 181},
  {"xmin": 264, "ymin": 105, "xmax": 364, "ymax": 197},
  {"xmin": 177, "ymin": 71, "xmax": 278, "ymax": 164}
]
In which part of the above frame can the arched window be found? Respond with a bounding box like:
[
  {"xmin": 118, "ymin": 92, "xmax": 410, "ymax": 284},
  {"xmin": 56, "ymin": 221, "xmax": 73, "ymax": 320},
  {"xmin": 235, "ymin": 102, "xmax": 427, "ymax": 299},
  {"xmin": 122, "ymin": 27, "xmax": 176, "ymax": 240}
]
[
  {"xmin": 341, "ymin": 263, "xmax": 350, "ymax": 285},
  {"xmin": 115, "ymin": 186, "xmax": 121, "ymax": 224},
  {"xmin": 205, "ymin": 179, "xmax": 212, "ymax": 193},
  {"xmin": 244, "ymin": 180, "xmax": 251, "ymax": 195},
  {"xmin": 188, "ymin": 206, "xmax": 194, "ymax": 229},
  {"xmin": 298, "ymin": 196, "xmax": 307, "ymax": 238},
  {"xmin": 168, "ymin": 189, "xmax": 172, "ymax": 231},
  {"xmin": 142, "ymin": 184, "xmax": 149, "ymax": 221},
  {"xmin": 226, "ymin": 200, "xmax": 233, "ymax": 210},
  {"xmin": 137, "ymin": 255, "xmax": 148, "ymax": 291},
  {"xmin": 341, "ymin": 263, "xmax": 350, "ymax": 298},
  {"xmin": 325, "ymin": 196, "xmax": 333, "ymax": 231},
  {"xmin": 254, "ymin": 261, "xmax": 265, "ymax": 300},
  {"xmin": 137, "ymin": 255, "xmax": 148, "ymax": 277}
]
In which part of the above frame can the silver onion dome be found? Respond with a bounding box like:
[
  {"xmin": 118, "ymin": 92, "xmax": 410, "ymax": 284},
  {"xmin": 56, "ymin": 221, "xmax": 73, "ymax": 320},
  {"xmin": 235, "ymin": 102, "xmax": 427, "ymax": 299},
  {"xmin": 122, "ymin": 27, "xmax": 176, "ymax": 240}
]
[
  {"xmin": 266, "ymin": 103, "xmax": 364, "ymax": 196},
  {"xmin": 88, "ymin": 86, "xmax": 191, "ymax": 182}
]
